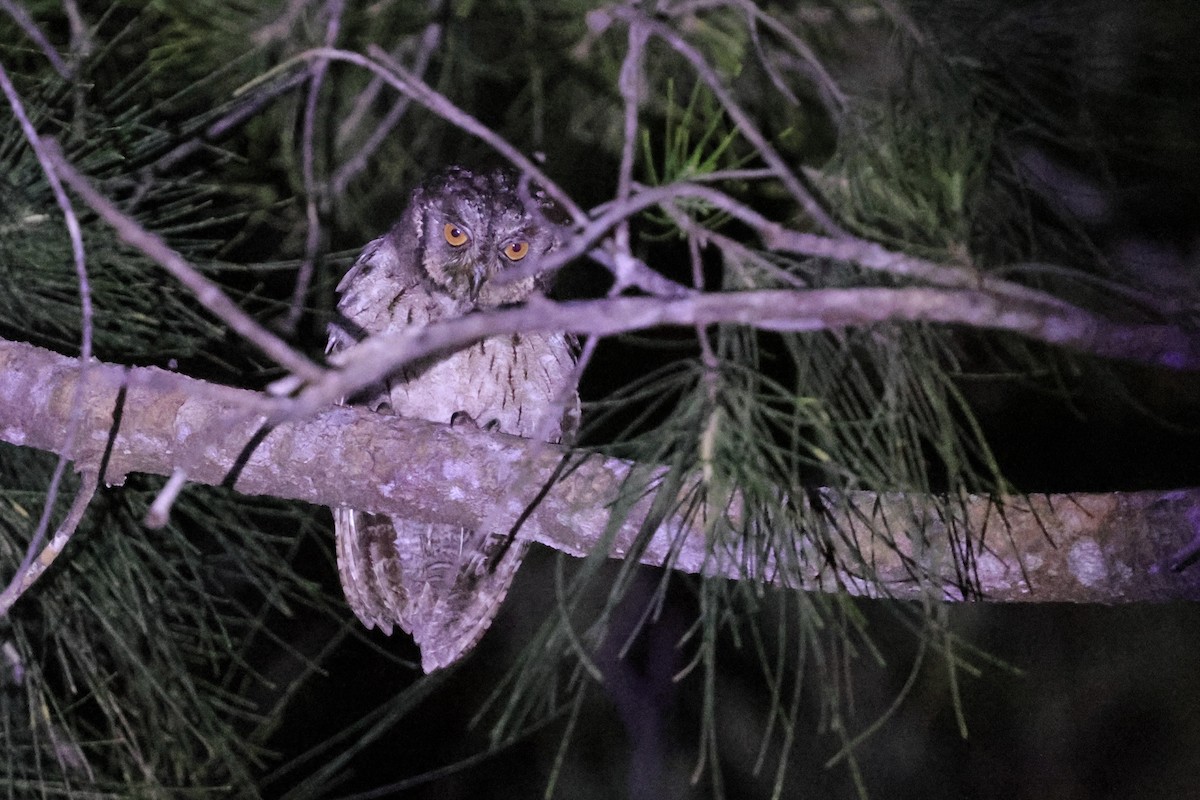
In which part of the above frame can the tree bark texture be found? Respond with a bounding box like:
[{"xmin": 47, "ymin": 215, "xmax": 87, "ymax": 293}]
[{"xmin": 2, "ymin": 337, "xmax": 1198, "ymax": 603}]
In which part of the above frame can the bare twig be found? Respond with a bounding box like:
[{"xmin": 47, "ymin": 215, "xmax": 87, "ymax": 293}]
[
  {"xmin": 276, "ymin": 286, "xmax": 1200, "ymax": 427},
  {"xmin": 585, "ymin": 245, "xmax": 695, "ymax": 297},
  {"xmin": 285, "ymin": 0, "xmax": 345, "ymax": 334},
  {"xmin": 727, "ymin": 0, "xmax": 849, "ymax": 117},
  {"xmin": 330, "ymin": 21, "xmax": 443, "ymax": 197},
  {"xmin": 0, "ymin": 0, "xmax": 70, "ymax": 78},
  {"xmin": 683, "ymin": 167, "xmax": 778, "ymax": 183},
  {"xmin": 608, "ymin": 6, "xmax": 847, "ymax": 237},
  {"xmin": 546, "ymin": 180, "xmax": 1086, "ymax": 315},
  {"xmin": 497, "ymin": 180, "xmax": 1061, "ymax": 314},
  {"xmin": 688, "ymin": 236, "xmax": 723, "ymax": 492},
  {"xmin": 253, "ymin": 0, "xmax": 316, "ymax": 46},
  {"xmin": 368, "ymin": 43, "xmax": 588, "ymax": 222},
  {"xmin": 611, "ymin": 20, "xmax": 649, "ymax": 291},
  {"xmin": 41, "ymin": 139, "xmax": 326, "ymax": 383},
  {"xmin": 747, "ymin": 10, "xmax": 802, "ymax": 107},
  {"xmin": 61, "ymin": 0, "xmax": 93, "ymax": 64},
  {"xmin": 144, "ymin": 468, "xmax": 188, "ymax": 529},
  {"xmin": 155, "ymin": 71, "xmax": 310, "ymax": 174},
  {"xmin": 656, "ymin": 199, "xmax": 809, "ymax": 289},
  {"xmin": 0, "ymin": 60, "xmax": 94, "ymax": 608},
  {"xmin": 0, "ymin": 471, "xmax": 98, "ymax": 617},
  {"xmin": 277, "ymin": 46, "xmax": 587, "ymax": 225},
  {"xmin": 334, "ymin": 60, "xmax": 388, "ymax": 148}
]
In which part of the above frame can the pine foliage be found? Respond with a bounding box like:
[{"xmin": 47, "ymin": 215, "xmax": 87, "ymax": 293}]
[{"xmin": 0, "ymin": 0, "xmax": 1189, "ymax": 797}]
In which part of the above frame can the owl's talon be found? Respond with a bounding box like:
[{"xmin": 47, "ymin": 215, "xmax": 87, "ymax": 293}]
[{"xmin": 449, "ymin": 410, "xmax": 479, "ymax": 428}]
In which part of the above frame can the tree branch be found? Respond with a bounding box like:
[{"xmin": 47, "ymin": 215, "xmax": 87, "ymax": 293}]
[
  {"xmin": 606, "ymin": 6, "xmax": 847, "ymax": 237},
  {"xmin": 0, "ymin": 0, "xmax": 71, "ymax": 78},
  {"xmin": 41, "ymin": 140, "xmax": 325, "ymax": 383},
  {"xmin": 2, "ymin": 337, "xmax": 1199, "ymax": 605},
  {"xmin": 286, "ymin": 287, "xmax": 1200, "ymax": 427}
]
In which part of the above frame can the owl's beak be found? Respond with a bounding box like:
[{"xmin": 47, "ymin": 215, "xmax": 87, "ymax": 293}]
[{"xmin": 468, "ymin": 262, "xmax": 488, "ymax": 301}]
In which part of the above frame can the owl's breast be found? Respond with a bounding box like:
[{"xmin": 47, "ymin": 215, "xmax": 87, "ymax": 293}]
[{"xmin": 386, "ymin": 332, "xmax": 576, "ymax": 441}]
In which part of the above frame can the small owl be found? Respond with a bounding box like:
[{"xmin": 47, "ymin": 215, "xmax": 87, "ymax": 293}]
[{"xmin": 327, "ymin": 166, "xmax": 577, "ymax": 672}]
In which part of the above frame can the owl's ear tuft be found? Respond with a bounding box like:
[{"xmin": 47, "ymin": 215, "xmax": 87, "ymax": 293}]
[{"xmin": 530, "ymin": 186, "xmax": 571, "ymax": 228}]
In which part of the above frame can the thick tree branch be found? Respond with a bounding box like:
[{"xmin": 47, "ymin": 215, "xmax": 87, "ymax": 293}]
[{"xmin": 2, "ymin": 338, "xmax": 1199, "ymax": 604}]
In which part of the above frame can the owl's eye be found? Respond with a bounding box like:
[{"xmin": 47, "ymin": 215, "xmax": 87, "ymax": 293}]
[
  {"xmin": 503, "ymin": 241, "xmax": 529, "ymax": 261},
  {"xmin": 443, "ymin": 223, "xmax": 469, "ymax": 247}
]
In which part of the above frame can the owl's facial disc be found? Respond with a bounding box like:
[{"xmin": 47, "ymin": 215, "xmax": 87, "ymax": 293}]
[{"xmin": 415, "ymin": 168, "xmax": 554, "ymax": 304}]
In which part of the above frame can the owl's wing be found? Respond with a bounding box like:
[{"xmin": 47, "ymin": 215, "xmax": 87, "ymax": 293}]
[
  {"xmin": 328, "ymin": 239, "xmax": 422, "ymax": 636},
  {"xmin": 326, "ymin": 235, "xmax": 397, "ymax": 358},
  {"xmin": 332, "ymin": 508, "xmax": 413, "ymax": 635}
]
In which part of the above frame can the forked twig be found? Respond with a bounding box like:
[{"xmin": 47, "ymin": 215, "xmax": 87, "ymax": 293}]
[
  {"xmin": 0, "ymin": 472, "xmax": 98, "ymax": 617},
  {"xmin": 0, "ymin": 60, "xmax": 94, "ymax": 611},
  {"xmin": 41, "ymin": 140, "xmax": 325, "ymax": 383}
]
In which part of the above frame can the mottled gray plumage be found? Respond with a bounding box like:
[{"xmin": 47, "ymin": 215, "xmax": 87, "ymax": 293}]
[{"xmin": 327, "ymin": 166, "xmax": 577, "ymax": 672}]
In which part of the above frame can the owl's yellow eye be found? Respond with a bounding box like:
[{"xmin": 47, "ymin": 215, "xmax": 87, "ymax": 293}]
[
  {"xmin": 503, "ymin": 241, "xmax": 529, "ymax": 261},
  {"xmin": 443, "ymin": 223, "xmax": 468, "ymax": 247}
]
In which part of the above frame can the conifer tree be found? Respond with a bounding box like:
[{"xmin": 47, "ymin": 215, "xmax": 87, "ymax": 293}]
[{"xmin": 0, "ymin": 1, "xmax": 1197, "ymax": 797}]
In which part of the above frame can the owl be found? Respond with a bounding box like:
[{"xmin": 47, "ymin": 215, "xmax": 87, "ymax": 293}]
[{"xmin": 327, "ymin": 166, "xmax": 578, "ymax": 672}]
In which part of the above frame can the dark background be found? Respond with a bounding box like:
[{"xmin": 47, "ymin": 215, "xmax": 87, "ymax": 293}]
[
  {"xmin": 264, "ymin": 3, "xmax": 1200, "ymax": 797},
  {"xmin": 3, "ymin": 1, "xmax": 1200, "ymax": 798}
]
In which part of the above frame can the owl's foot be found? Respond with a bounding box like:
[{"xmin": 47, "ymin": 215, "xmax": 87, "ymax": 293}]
[
  {"xmin": 449, "ymin": 411, "xmax": 500, "ymax": 431},
  {"xmin": 449, "ymin": 410, "xmax": 477, "ymax": 428}
]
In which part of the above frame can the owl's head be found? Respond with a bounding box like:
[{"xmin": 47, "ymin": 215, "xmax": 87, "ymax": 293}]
[{"xmin": 399, "ymin": 166, "xmax": 559, "ymax": 307}]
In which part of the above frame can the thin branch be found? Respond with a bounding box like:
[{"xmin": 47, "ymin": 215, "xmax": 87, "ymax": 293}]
[
  {"xmin": 41, "ymin": 139, "xmax": 326, "ymax": 383},
  {"xmin": 611, "ymin": 19, "xmax": 649, "ymax": 290},
  {"xmin": 144, "ymin": 467, "xmax": 188, "ymax": 529},
  {"xmin": 286, "ymin": 0, "xmax": 345, "ymax": 334},
  {"xmin": 365, "ymin": 43, "xmax": 589, "ymax": 221},
  {"xmin": 280, "ymin": 287, "xmax": 1200, "ymax": 427},
  {"xmin": 154, "ymin": 71, "xmax": 310, "ymax": 174},
  {"xmin": 657, "ymin": 199, "xmax": 808, "ymax": 289},
  {"xmin": 727, "ymin": 0, "xmax": 849, "ymax": 117},
  {"xmin": 607, "ymin": 6, "xmax": 847, "ymax": 237},
  {"xmin": 330, "ymin": 21, "xmax": 443, "ymax": 197},
  {"xmin": 585, "ymin": 245, "xmax": 695, "ymax": 297},
  {"xmin": 253, "ymin": 0, "xmax": 316, "ymax": 47},
  {"xmin": 0, "ymin": 471, "xmax": 98, "ymax": 617},
  {"xmin": 0, "ymin": 60, "xmax": 93, "ymax": 604},
  {"xmin": 498, "ymin": 180, "xmax": 1077, "ymax": 313},
  {"xmin": 271, "ymin": 46, "xmax": 587, "ymax": 225},
  {"xmin": 334, "ymin": 59, "xmax": 388, "ymax": 149},
  {"xmin": 747, "ymin": 9, "xmax": 803, "ymax": 107},
  {"xmin": 682, "ymin": 167, "xmax": 779, "ymax": 184},
  {"xmin": 62, "ymin": 0, "xmax": 93, "ymax": 64},
  {"xmin": 0, "ymin": 0, "xmax": 71, "ymax": 78}
]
